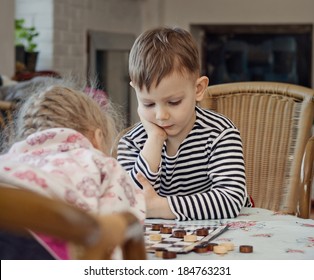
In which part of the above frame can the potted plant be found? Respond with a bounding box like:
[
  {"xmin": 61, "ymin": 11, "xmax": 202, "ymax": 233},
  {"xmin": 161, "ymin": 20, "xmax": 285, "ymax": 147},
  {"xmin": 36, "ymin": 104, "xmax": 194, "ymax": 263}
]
[{"xmin": 15, "ymin": 18, "xmax": 39, "ymax": 72}]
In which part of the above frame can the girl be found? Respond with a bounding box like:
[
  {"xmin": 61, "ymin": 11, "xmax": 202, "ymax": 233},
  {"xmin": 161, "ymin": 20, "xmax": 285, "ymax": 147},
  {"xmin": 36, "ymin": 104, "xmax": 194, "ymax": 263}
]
[{"xmin": 0, "ymin": 83, "xmax": 145, "ymax": 259}]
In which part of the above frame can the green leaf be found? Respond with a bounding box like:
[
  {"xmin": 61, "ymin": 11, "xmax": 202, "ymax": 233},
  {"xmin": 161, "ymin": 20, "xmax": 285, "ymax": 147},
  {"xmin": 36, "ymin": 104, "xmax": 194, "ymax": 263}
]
[{"xmin": 14, "ymin": 18, "xmax": 39, "ymax": 52}]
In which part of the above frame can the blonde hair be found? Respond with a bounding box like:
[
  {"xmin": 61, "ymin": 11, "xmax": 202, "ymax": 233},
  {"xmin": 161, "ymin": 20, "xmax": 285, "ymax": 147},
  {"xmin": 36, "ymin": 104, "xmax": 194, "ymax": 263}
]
[
  {"xmin": 129, "ymin": 26, "xmax": 200, "ymax": 91},
  {"xmin": 13, "ymin": 83, "xmax": 120, "ymax": 155}
]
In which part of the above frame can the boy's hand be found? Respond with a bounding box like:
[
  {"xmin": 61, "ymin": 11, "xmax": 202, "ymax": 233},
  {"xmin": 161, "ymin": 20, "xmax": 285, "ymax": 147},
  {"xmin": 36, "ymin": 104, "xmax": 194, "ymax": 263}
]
[
  {"xmin": 137, "ymin": 109, "xmax": 166, "ymax": 172},
  {"xmin": 137, "ymin": 173, "xmax": 176, "ymax": 219},
  {"xmin": 138, "ymin": 109, "xmax": 167, "ymax": 142}
]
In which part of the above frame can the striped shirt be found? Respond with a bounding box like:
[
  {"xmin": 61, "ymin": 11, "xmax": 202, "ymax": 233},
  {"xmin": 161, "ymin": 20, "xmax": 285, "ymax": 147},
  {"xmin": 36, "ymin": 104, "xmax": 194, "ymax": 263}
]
[{"xmin": 117, "ymin": 106, "xmax": 252, "ymax": 221}]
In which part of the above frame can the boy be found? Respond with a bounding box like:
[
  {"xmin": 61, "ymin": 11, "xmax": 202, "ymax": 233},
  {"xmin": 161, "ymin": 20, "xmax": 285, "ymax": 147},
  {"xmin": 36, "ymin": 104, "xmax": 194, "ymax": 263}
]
[{"xmin": 117, "ymin": 26, "xmax": 252, "ymax": 221}]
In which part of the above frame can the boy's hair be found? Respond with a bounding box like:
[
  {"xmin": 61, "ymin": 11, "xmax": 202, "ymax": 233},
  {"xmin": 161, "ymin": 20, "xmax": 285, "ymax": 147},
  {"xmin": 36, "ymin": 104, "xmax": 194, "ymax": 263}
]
[
  {"xmin": 13, "ymin": 84, "xmax": 119, "ymax": 154},
  {"xmin": 129, "ymin": 26, "xmax": 200, "ymax": 91}
]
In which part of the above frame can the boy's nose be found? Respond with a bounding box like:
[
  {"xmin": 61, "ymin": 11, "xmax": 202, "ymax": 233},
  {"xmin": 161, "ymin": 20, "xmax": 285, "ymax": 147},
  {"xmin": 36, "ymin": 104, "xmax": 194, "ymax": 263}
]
[{"xmin": 156, "ymin": 107, "xmax": 169, "ymax": 121}]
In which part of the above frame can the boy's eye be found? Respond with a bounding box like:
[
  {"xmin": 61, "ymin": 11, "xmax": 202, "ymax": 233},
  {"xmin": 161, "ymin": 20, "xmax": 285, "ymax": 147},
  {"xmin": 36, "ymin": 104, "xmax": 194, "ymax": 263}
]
[
  {"xmin": 169, "ymin": 100, "xmax": 181, "ymax": 106},
  {"xmin": 143, "ymin": 103, "xmax": 155, "ymax": 108}
]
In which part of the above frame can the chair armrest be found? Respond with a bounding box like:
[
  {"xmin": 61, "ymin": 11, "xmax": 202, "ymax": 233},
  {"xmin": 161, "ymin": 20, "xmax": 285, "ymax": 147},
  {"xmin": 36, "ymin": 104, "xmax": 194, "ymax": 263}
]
[
  {"xmin": 299, "ymin": 136, "xmax": 314, "ymax": 219},
  {"xmin": 81, "ymin": 211, "xmax": 146, "ymax": 260},
  {"xmin": 0, "ymin": 185, "xmax": 146, "ymax": 259},
  {"xmin": 0, "ymin": 185, "xmax": 101, "ymax": 245}
]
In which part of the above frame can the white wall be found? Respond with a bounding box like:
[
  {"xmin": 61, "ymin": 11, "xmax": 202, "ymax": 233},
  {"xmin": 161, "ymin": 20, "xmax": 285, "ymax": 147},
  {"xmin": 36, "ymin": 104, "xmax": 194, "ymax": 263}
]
[
  {"xmin": 0, "ymin": 0, "xmax": 15, "ymax": 77},
  {"xmin": 86, "ymin": 0, "xmax": 142, "ymax": 34}
]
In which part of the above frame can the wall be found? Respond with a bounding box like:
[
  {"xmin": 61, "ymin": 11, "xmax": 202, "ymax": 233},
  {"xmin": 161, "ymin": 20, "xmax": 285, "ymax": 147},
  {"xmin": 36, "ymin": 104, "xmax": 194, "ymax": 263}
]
[
  {"xmin": 161, "ymin": 0, "xmax": 314, "ymax": 28},
  {"xmin": 0, "ymin": 0, "xmax": 15, "ymax": 77}
]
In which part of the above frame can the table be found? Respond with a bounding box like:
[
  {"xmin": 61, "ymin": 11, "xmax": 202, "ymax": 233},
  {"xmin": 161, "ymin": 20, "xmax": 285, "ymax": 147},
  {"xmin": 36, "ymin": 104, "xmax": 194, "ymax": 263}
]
[{"xmin": 146, "ymin": 207, "xmax": 314, "ymax": 260}]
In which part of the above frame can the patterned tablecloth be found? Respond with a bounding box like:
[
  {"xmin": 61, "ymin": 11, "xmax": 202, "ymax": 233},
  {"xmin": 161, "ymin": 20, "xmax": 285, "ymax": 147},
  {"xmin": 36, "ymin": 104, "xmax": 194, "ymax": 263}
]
[{"xmin": 146, "ymin": 207, "xmax": 314, "ymax": 260}]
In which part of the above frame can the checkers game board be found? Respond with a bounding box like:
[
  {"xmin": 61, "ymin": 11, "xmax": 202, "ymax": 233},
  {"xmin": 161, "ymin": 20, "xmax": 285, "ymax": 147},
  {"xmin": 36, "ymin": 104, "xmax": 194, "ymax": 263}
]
[{"xmin": 144, "ymin": 223, "xmax": 229, "ymax": 254}]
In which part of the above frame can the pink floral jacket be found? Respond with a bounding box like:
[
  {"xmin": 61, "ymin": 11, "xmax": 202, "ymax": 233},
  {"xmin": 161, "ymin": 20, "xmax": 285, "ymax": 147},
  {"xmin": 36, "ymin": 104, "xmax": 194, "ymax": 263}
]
[{"xmin": 0, "ymin": 128, "xmax": 146, "ymax": 259}]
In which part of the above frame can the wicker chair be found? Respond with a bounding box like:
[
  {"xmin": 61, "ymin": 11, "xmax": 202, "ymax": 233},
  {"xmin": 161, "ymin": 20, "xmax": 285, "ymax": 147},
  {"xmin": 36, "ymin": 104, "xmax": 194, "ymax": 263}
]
[
  {"xmin": 0, "ymin": 184, "xmax": 146, "ymax": 260},
  {"xmin": 199, "ymin": 81, "xmax": 314, "ymax": 218},
  {"xmin": 0, "ymin": 100, "xmax": 16, "ymax": 149}
]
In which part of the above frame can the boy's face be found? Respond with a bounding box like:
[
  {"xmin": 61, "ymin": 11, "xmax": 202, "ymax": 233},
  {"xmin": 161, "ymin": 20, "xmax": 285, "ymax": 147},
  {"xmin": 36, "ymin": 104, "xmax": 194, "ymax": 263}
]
[{"xmin": 132, "ymin": 71, "xmax": 208, "ymax": 143}]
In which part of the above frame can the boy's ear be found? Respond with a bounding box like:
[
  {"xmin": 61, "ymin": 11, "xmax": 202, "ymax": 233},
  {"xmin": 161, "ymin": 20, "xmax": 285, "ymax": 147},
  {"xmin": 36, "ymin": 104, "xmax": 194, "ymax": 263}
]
[
  {"xmin": 195, "ymin": 76, "xmax": 209, "ymax": 102},
  {"xmin": 129, "ymin": 81, "xmax": 135, "ymax": 88}
]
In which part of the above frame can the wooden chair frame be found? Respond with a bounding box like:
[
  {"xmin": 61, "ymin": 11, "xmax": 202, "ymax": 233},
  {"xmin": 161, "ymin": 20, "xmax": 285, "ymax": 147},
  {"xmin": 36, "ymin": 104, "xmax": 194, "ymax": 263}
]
[{"xmin": 0, "ymin": 183, "xmax": 146, "ymax": 260}]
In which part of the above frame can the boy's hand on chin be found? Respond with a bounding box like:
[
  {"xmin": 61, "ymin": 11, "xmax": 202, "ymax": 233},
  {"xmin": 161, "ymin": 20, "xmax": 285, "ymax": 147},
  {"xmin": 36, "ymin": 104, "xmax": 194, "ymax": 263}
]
[{"xmin": 138, "ymin": 111, "xmax": 167, "ymax": 142}]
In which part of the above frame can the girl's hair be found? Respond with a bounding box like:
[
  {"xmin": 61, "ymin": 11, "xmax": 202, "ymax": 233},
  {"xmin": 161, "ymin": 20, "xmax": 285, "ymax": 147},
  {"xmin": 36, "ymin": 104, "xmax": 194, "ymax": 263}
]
[
  {"xmin": 129, "ymin": 26, "xmax": 200, "ymax": 92},
  {"xmin": 12, "ymin": 81, "xmax": 121, "ymax": 155}
]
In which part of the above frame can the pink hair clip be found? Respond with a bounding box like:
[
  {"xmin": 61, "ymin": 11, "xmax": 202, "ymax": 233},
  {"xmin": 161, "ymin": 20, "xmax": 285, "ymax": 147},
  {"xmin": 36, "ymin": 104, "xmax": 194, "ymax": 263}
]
[{"xmin": 84, "ymin": 87, "xmax": 108, "ymax": 109}]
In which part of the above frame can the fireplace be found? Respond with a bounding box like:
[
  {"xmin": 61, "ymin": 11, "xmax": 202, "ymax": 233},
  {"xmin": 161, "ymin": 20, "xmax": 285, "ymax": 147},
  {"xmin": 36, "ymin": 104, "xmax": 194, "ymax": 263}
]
[{"xmin": 191, "ymin": 24, "xmax": 312, "ymax": 87}]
